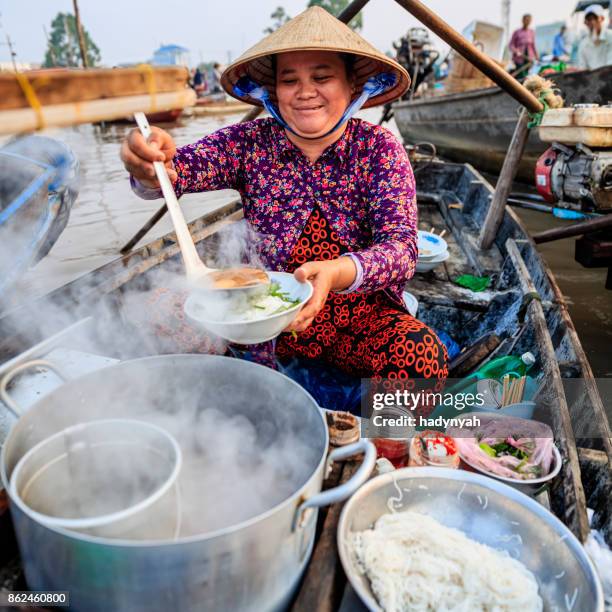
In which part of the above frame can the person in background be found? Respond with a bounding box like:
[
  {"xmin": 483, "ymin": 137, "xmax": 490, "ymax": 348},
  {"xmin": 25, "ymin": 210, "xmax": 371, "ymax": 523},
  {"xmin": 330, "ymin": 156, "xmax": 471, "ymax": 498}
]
[
  {"xmin": 578, "ymin": 4, "xmax": 612, "ymax": 69},
  {"xmin": 191, "ymin": 67, "xmax": 205, "ymax": 97},
  {"xmin": 552, "ymin": 25, "xmax": 569, "ymax": 60},
  {"xmin": 508, "ymin": 14, "xmax": 539, "ymax": 78},
  {"xmin": 211, "ymin": 62, "xmax": 223, "ymax": 93}
]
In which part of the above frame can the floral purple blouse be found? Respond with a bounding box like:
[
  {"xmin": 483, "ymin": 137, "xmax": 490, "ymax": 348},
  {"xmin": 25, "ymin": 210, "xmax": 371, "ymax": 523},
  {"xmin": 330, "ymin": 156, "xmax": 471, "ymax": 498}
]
[{"xmin": 133, "ymin": 117, "xmax": 418, "ymax": 305}]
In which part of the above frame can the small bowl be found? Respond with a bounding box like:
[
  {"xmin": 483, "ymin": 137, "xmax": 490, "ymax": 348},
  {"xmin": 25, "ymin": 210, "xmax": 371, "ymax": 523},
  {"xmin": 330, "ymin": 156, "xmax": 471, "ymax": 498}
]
[
  {"xmin": 417, "ymin": 230, "xmax": 448, "ymax": 259},
  {"xmin": 402, "ymin": 291, "xmax": 419, "ymax": 316},
  {"xmin": 448, "ymin": 412, "xmax": 562, "ymax": 495},
  {"xmin": 416, "ymin": 249, "xmax": 449, "ymax": 273},
  {"xmin": 184, "ymin": 271, "xmax": 313, "ymax": 345},
  {"xmin": 459, "ymin": 443, "xmax": 562, "ymax": 495}
]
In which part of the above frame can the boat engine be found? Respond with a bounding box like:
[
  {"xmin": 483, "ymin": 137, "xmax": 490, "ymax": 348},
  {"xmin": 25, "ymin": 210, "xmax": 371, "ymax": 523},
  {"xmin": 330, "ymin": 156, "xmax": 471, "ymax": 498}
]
[
  {"xmin": 535, "ymin": 105, "xmax": 612, "ymax": 213},
  {"xmin": 535, "ymin": 144, "xmax": 612, "ymax": 212}
]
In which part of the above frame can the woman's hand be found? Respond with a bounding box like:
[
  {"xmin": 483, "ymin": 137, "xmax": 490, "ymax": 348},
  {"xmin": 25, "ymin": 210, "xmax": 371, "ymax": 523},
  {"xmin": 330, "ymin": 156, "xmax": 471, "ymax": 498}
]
[
  {"xmin": 286, "ymin": 257, "xmax": 357, "ymax": 332},
  {"xmin": 120, "ymin": 126, "xmax": 178, "ymax": 188}
]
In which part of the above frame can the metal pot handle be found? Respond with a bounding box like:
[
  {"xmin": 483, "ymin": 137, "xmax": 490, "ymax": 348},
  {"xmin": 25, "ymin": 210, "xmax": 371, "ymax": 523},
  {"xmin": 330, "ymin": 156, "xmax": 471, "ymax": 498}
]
[
  {"xmin": 0, "ymin": 359, "xmax": 68, "ymax": 418},
  {"xmin": 293, "ymin": 439, "xmax": 376, "ymax": 531}
]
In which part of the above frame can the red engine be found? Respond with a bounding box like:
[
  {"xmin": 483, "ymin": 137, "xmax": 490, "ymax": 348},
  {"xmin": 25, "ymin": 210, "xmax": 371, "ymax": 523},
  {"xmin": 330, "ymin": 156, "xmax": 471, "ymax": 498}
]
[{"xmin": 535, "ymin": 147, "xmax": 557, "ymax": 203}]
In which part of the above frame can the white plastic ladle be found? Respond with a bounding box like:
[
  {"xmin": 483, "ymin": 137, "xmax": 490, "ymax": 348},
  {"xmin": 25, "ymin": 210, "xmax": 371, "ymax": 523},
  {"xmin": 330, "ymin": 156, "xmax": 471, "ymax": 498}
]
[{"xmin": 133, "ymin": 112, "xmax": 269, "ymax": 292}]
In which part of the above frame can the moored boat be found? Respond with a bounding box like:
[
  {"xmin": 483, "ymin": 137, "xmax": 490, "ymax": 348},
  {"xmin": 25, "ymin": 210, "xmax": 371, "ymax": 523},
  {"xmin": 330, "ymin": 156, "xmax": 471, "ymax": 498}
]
[{"xmin": 394, "ymin": 65, "xmax": 612, "ymax": 181}]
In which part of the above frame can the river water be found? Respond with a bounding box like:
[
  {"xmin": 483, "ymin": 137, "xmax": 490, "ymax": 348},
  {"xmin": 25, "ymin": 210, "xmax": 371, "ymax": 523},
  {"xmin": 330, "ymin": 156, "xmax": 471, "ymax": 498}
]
[{"xmin": 8, "ymin": 110, "xmax": 612, "ymax": 376}]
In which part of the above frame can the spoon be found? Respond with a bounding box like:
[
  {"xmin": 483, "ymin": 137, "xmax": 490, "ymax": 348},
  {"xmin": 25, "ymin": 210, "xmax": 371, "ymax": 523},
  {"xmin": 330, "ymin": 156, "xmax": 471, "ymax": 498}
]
[{"xmin": 133, "ymin": 112, "xmax": 269, "ymax": 292}]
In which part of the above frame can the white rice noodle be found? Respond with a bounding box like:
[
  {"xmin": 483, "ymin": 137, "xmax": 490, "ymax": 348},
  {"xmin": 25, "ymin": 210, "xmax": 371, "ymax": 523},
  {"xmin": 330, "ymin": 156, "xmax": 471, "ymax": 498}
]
[{"xmin": 351, "ymin": 511, "xmax": 543, "ymax": 612}]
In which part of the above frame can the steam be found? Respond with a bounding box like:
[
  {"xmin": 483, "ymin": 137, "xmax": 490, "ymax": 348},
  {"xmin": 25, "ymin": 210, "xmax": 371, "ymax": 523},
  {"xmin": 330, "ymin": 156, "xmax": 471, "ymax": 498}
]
[{"xmin": 1, "ymin": 171, "xmax": 322, "ymax": 541}]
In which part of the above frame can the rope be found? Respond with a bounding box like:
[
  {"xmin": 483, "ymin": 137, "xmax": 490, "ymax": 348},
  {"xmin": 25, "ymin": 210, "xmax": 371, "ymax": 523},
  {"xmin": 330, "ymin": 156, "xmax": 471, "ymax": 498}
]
[
  {"xmin": 527, "ymin": 90, "xmax": 552, "ymax": 129},
  {"xmin": 14, "ymin": 72, "xmax": 45, "ymax": 130},
  {"xmin": 137, "ymin": 63, "xmax": 157, "ymax": 112}
]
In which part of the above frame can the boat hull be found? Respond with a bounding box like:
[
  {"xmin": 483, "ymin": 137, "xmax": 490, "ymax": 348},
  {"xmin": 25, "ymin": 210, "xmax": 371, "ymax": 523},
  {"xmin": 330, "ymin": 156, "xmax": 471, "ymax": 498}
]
[{"xmin": 394, "ymin": 66, "xmax": 612, "ymax": 181}]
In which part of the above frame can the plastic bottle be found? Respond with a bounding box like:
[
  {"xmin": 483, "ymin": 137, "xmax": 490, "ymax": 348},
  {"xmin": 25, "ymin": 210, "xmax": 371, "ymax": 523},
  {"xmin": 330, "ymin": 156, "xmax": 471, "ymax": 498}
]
[{"xmin": 474, "ymin": 351, "xmax": 536, "ymax": 380}]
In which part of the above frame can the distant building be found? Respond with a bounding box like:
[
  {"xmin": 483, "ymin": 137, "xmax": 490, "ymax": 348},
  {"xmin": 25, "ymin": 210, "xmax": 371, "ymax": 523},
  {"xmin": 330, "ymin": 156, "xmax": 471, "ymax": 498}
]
[{"xmin": 151, "ymin": 44, "xmax": 189, "ymax": 67}]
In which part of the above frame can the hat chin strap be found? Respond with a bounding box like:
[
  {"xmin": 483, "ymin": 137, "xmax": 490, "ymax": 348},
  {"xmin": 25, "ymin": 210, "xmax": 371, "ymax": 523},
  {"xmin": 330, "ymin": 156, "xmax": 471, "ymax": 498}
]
[{"xmin": 233, "ymin": 73, "xmax": 397, "ymax": 141}]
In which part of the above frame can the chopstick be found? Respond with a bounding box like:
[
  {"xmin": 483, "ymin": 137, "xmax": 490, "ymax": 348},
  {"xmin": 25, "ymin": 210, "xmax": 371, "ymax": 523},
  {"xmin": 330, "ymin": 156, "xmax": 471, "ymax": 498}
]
[
  {"xmin": 500, "ymin": 375, "xmax": 527, "ymax": 407},
  {"xmin": 428, "ymin": 228, "xmax": 447, "ymax": 238}
]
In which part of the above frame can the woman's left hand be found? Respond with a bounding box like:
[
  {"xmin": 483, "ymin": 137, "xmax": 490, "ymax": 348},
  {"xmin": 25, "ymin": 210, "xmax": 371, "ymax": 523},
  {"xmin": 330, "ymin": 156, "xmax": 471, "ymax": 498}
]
[{"xmin": 286, "ymin": 258, "xmax": 357, "ymax": 332}]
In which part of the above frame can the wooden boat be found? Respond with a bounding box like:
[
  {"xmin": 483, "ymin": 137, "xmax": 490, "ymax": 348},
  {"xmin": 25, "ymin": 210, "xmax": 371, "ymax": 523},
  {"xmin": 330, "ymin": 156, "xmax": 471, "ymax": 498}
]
[
  {"xmin": 0, "ymin": 159, "xmax": 610, "ymax": 596},
  {"xmin": 394, "ymin": 65, "xmax": 612, "ymax": 181},
  {"xmin": 188, "ymin": 97, "xmax": 252, "ymax": 117},
  {"xmin": 0, "ymin": 66, "xmax": 196, "ymax": 134}
]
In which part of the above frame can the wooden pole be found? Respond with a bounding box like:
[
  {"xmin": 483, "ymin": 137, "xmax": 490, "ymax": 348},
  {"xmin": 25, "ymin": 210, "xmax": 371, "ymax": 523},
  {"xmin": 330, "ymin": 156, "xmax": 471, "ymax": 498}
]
[
  {"xmin": 72, "ymin": 0, "xmax": 89, "ymax": 69},
  {"xmin": 532, "ymin": 214, "xmax": 612, "ymax": 244},
  {"xmin": 120, "ymin": 0, "xmax": 373, "ymax": 253},
  {"xmin": 393, "ymin": 0, "xmax": 543, "ymax": 113},
  {"xmin": 478, "ymin": 109, "xmax": 530, "ymax": 250}
]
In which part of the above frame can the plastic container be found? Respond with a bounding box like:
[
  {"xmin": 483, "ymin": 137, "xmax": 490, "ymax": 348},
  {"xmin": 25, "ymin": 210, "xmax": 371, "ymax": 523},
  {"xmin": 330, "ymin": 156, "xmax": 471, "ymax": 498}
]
[
  {"xmin": 372, "ymin": 438, "xmax": 410, "ymax": 468},
  {"xmin": 476, "ymin": 352, "xmax": 535, "ymax": 380},
  {"xmin": 408, "ymin": 431, "xmax": 460, "ymax": 468}
]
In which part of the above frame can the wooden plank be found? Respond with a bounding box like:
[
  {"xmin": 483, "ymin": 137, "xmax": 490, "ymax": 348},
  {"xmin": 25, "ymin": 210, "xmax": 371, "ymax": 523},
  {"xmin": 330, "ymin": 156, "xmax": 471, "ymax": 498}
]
[
  {"xmin": 578, "ymin": 448, "xmax": 611, "ymax": 542},
  {"xmin": 0, "ymin": 90, "xmax": 197, "ymax": 135},
  {"xmin": 291, "ymin": 461, "xmax": 357, "ymax": 612},
  {"xmin": 505, "ymin": 238, "xmax": 590, "ymax": 542},
  {"xmin": 0, "ymin": 67, "xmax": 190, "ymax": 111},
  {"xmin": 406, "ymin": 276, "xmax": 500, "ymax": 311}
]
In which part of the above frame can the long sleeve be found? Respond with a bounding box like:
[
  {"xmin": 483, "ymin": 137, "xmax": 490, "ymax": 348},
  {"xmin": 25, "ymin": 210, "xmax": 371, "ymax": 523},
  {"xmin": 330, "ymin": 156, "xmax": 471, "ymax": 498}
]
[
  {"xmin": 172, "ymin": 124, "xmax": 244, "ymax": 197},
  {"xmin": 346, "ymin": 131, "xmax": 418, "ymax": 293},
  {"xmin": 129, "ymin": 123, "xmax": 245, "ymax": 200}
]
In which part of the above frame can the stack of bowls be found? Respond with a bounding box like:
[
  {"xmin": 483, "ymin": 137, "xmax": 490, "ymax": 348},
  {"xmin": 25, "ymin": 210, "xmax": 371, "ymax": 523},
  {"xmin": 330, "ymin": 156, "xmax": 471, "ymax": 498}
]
[{"xmin": 416, "ymin": 230, "xmax": 449, "ymax": 273}]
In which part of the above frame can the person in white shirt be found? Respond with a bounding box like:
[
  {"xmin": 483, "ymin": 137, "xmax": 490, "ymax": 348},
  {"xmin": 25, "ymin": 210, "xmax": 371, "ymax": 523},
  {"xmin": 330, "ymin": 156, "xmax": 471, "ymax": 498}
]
[{"xmin": 578, "ymin": 4, "xmax": 612, "ymax": 69}]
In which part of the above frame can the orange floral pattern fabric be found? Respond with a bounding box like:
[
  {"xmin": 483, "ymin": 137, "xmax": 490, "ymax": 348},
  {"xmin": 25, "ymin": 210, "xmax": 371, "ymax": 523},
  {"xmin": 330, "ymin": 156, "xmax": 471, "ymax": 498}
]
[{"xmin": 276, "ymin": 208, "xmax": 448, "ymax": 385}]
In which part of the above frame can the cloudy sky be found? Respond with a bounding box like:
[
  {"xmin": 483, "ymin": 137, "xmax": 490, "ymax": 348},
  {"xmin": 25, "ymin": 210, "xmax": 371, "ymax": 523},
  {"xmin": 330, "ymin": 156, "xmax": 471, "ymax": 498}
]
[{"xmin": 1, "ymin": 0, "xmax": 578, "ymax": 66}]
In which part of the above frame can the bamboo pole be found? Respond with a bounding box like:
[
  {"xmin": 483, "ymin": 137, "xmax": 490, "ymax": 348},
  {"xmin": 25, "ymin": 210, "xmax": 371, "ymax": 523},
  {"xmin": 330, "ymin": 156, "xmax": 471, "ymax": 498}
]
[
  {"xmin": 72, "ymin": 0, "xmax": 89, "ymax": 69},
  {"xmin": 533, "ymin": 214, "xmax": 612, "ymax": 244},
  {"xmin": 478, "ymin": 109, "xmax": 531, "ymax": 250},
  {"xmin": 0, "ymin": 90, "xmax": 197, "ymax": 135}
]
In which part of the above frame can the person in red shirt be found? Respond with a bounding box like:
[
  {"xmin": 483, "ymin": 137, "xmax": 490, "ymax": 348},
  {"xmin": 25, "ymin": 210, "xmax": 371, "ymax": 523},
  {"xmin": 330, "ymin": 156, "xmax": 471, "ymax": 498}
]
[{"xmin": 508, "ymin": 14, "xmax": 539, "ymax": 79}]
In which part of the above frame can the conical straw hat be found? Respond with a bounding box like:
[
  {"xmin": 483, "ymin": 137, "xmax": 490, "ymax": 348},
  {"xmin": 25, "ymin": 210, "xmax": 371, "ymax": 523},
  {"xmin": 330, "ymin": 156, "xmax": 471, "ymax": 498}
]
[{"xmin": 221, "ymin": 6, "xmax": 410, "ymax": 109}]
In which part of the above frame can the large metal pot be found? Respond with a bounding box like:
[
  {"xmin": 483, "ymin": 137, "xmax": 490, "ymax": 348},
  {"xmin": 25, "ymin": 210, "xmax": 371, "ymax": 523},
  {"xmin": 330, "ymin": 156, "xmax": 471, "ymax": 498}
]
[{"xmin": 1, "ymin": 355, "xmax": 375, "ymax": 612}]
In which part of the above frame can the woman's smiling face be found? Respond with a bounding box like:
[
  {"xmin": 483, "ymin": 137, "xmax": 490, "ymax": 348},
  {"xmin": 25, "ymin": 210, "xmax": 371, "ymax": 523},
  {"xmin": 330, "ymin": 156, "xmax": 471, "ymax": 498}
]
[{"xmin": 275, "ymin": 50, "xmax": 353, "ymax": 139}]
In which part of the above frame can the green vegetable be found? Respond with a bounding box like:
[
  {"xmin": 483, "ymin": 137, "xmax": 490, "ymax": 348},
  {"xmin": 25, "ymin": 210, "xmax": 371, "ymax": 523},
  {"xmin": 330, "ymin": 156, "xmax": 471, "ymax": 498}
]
[
  {"xmin": 268, "ymin": 282, "xmax": 300, "ymax": 306},
  {"xmin": 479, "ymin": 443, "xmax": 497, "ymax": 457},
  {"xmin": 490, "ymin": 442, "xmax": 527, "ymax": 460},
  {"xmin": 479, "ymin": 441, "xmax": 527, "ymax": 460}
]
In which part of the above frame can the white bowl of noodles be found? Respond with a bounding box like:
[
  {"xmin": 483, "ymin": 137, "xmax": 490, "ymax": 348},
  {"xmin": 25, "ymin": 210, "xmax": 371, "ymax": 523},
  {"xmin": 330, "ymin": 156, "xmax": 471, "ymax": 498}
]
[{"xmin": 184, "ymin": 271, "xmax": 313, "ymax": 345}]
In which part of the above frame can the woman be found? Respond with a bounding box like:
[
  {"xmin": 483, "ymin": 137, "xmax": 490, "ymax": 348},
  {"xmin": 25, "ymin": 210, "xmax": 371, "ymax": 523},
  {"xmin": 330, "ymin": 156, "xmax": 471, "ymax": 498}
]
[{"xmin": 121, "ymin": 6, "xmax": 448, "ymax": 390}]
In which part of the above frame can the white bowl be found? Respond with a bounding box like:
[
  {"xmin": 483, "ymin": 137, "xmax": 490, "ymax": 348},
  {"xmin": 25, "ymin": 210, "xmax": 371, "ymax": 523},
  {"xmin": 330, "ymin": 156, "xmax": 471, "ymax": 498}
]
[
  {"xmin": 417, "ymin": 230, "xmax": 448, "ymax": 259},
  {"xmin": 184, "ymin": 271, "xmax": 313, "ymax": 345},
  {"xmin": 416, "ymin": 249, "xmax": 449, "ymax": 273},
  {"xmin": 401, "ymin": 291, "xmax": 419, "ymax": 317}
]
